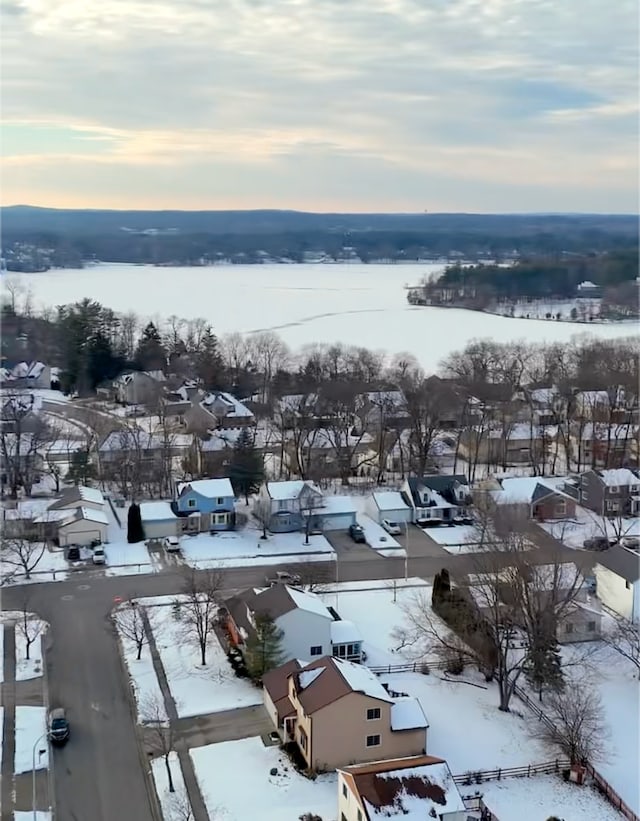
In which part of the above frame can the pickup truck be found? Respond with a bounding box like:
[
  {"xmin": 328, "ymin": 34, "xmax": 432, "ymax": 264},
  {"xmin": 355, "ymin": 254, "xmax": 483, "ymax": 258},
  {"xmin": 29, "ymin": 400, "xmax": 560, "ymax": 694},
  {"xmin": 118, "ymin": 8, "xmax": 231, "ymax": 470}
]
[{"xmin": 265, "ymin": 570, "xmax": 301, "ymax": 586}]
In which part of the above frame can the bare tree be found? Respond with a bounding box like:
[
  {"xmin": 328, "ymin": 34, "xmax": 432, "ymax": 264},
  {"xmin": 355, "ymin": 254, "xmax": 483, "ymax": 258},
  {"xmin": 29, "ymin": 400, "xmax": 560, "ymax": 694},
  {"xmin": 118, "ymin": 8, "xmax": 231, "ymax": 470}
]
[
  {"xmin": 113, "ymin": 601, "xmax": 154, "ymax": 660},
  {"xmin": 141, "ymin": 693, "xmax": 174, "ymax": 792},
  {"xmin": 179, "ymin": 567, "xmax": 225, "ymax": 666},
  {"xmin": 1, "ymin": 534, "xmax": 46, "ymax": 581},
  {"xmin": 530, "ymin": 680, "xmax": 609, "ymax": 764},
  {"xmin": 16, "ymin": 594, "xmax": 45, "ymax": 661},
  {"xmin": 602, "ymin": 615, "xmax": 640, "ymax": 675},
  {"xmin": 166, "ymin": 787, "xmax": 194, "ymax": 821},
  {"xmin": 289, "ymin": 561, "xmax": 331, "ymax": 593},
  {"xmin": 315, "ymin": 383, "xmax": 374, "ymax": 485},
  {"xmin": 252, "ymin": 498, "xmax": 272, "ymax": 539},
  {"xmin": 0, "ymin": 389, "xmax": 56, "ymax": 497}
]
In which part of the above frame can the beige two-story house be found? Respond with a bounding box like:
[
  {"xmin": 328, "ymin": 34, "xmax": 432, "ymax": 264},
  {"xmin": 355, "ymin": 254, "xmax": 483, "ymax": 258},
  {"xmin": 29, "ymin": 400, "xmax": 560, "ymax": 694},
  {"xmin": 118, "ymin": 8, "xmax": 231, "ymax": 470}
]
[{"xmin": 263, "ymin": 655, "xmax": 428, "ymax": 772}]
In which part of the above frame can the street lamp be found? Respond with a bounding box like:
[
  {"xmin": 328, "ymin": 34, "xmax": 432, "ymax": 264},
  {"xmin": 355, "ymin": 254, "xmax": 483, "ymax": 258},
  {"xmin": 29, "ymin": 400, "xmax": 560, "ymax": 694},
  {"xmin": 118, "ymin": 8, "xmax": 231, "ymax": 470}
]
[{"xmin": 32, "ymin": 732, "xmax": 48, "ymax": 821}]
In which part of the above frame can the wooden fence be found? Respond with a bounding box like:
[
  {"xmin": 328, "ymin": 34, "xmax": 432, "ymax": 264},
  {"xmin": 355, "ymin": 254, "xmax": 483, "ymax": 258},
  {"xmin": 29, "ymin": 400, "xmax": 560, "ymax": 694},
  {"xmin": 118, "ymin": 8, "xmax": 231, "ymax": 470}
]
[{"xmin": 453, "ymin": 759, "xmax": 570, "ymax": 786}]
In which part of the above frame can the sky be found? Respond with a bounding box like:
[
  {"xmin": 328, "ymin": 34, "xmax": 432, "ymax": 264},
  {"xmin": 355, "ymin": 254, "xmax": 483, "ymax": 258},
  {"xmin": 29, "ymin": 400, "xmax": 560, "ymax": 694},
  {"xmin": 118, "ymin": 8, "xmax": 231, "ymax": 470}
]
[{"xmin": 2, "ymin": 0, "xmax": 638, "ymax": 213}]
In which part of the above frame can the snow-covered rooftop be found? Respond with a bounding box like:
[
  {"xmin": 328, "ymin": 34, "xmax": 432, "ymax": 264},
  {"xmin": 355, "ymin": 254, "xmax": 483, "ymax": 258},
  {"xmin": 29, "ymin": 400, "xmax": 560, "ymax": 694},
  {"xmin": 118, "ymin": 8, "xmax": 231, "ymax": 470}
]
[
  {"xmin": 140, "ymin": 501, "xmax": 178, "ymax": 522},
  {"xmin": 494, "ymin": 476, "xmax": 568, "ymax": 504},
  {"xmin": 74, "ymin": 507, "xmax": 109, "ymax": 525},
  {"xmin": 321, "ymin": 496, "xmax": 357, "ymax": 515},
  {"xmin": 390, "ymin": 697, "xmax": 429, "ymax": 731},
  {"xmin": 266, "ymin": 480, "xmax": 306, "ymax": 500},
  {"xmin": 177, "ymin": 478, "xmax": 234, "ymax": 498},
  {"xmin": 373, "ymin": 491, "xmax": 410, "ymax": 512},
  {"xmin": 334, "ymin": 658, "xmax": 393, "ymax": 702},
  {"xmin": 598, "ymin": 468, "xmax": 638, "ymax": 487},
  {"xmin": 330, "ymin": 619, "xmax": 362, "ymax": 645},
  {"xmin": 298, "ymin": 667, "xmax": 324, "ymax": 690},
  {"xmin": 286, "ymin": 586, "xmax": 333, "ymax": 620},
  {"xmin": 76, "ymin": 485, "xmax": 105, "ymax": 505}
]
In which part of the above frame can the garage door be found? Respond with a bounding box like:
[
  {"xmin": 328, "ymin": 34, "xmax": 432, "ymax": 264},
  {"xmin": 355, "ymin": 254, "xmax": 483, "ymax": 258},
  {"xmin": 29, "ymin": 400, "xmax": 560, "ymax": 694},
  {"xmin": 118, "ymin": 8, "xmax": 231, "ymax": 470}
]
[{"xmin": 322, "ymin": 513, "xmax": 356, "ymax": 531}]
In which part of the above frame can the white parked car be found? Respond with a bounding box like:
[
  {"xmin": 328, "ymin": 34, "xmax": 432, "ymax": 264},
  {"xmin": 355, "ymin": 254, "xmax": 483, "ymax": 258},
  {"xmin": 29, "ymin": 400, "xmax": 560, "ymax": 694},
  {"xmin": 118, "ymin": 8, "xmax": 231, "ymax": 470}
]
[
  {"xmin": 164, "ymin": 536, "xmax": 181, "ymax": 552},
  {"xmin": 92, "ymin": 547, "xmax": 106, "ymax": 565},
  {"xmin": 381, "ymin": 519, "xmax": 402, "ymax": 536}
]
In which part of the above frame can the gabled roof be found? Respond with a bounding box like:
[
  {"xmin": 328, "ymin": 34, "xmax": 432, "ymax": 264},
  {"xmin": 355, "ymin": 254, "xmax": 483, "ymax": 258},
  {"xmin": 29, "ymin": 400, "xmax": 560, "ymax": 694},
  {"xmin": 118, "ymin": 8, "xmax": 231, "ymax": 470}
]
[
  {"xmin": 176, "ymin": 478, "xmax": 234, "ymax": 498},
  {"xmin": 48, "ymin": 485, "xmax": 105, "ymax": 509},
  {"xmin": 595, "ymin": 468, "xmax": 639, "ymax": 488},
  {"xmin": 373, "ymin": 491, "xmax": 410, "ymax": 512},
  {"xmin": 409, "ymin": 474, "xmax": 468, "ymax": 494},
  {"xmin": 262, "ymin": 659, "xmax": 305, "ymax": 721},
  {"xmin": 266, "ymin": 480, "xmax": 322, "ymax": 500},
  {"xmin": 225, "ymin": 584, "xmax": 333, "ymax": 629},
  {"xmin": 59, "ymin": 507, "xmax": 109, "ymax": 527},
  {"xmin": 494, "ymin": 476, "xmax": 571, "ymax": 506},
  {"xmin": 595, "ymin": 545, "xmax": 640, "ymax": 584},
  {"xmin": 293, "ymin": 656, "xmax": 393, "ymax": 714}
]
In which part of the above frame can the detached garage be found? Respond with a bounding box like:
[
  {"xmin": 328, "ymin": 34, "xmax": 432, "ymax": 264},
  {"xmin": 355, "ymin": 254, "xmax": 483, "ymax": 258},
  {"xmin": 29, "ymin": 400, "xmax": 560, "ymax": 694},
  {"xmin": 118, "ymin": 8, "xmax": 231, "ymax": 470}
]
[
  {"xmin": 140, "ymin": 501, "xmax": 179, "ymax": 540},
  {"xmin": 309, "ymin": 495, "xmax": 358, "ymax": 532},
  {"xmin": 58, "ymin": 507, "xmax": 109, "ymax": 546},
  {"xmin": 368, "ymin": 491, "xmax": 412, "ymax": 525}
]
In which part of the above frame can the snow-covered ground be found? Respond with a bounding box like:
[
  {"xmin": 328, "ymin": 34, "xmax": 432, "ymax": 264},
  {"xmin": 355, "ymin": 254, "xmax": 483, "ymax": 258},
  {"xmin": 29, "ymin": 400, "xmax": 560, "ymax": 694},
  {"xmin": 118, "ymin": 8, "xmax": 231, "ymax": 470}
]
[
  {"xmin": 543, "ymin": 507, "xmax": 639, "ymax": 550},
  {"xmin": 116, "ymin": 630, "xmax": 167, "ymax": 723},
  {"xmin": 17, "ymin": 263, "xmax": 635, "ymax": 373},
  {"xmin": 379, "ymin": 671, "xmax": 551, "ymax": 773},
  {"xmin": 151, "ymin": 752, "xmax": 193, "ymax": 821},
  {"xmin": 14, "ymin": 813, "xmax": 52, "ymax": 821},
  {"xmin": 190, "ymin": 737, "xmax": 336, "ymax": 821},
  {"xmin": 479, "ymin": 775, "xmax": 624, "ymax": 821},
  {"xmin": 179, "ymin": 529, "xmax": 335, "ymax": 568},
  {"xmin": 149, "ymin": 601, "xmax": 262, "ymax": 718},
  {"xmin": 320, "ymin": 579, "xmax": 436, "ymax": 667},
  {"xmin": 0, "ymin": 545, "xmax": 68, "ymax": 586},
  {"xmin": 103, "ymin": 541, "xmax": 157, "ymax": 576},
  {"xmin": 15, "ymin": 621, "xmax": 46, "ymax": 681},
  {"xmin": 357, "ymin": 514, "xmax": 403, "ymax": 554},
  {"xmin": 422, "ymin": 524, "xmax": 481, "ymax": 553},
  {"xmin": 15, "ymin": 706, "xmax": 48, "ymax": 775}
]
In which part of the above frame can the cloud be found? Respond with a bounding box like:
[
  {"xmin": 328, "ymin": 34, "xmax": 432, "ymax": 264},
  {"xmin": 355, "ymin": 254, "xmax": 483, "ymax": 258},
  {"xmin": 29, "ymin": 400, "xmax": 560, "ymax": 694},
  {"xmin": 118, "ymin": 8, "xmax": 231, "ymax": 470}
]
[{"xmin": 2, "ymin": 0, "xmax": 638, "ymax": 211}]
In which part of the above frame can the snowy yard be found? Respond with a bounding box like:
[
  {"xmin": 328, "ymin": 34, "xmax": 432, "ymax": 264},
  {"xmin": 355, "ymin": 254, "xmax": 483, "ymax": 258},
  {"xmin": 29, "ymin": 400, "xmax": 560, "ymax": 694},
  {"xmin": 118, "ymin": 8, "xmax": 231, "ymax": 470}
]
[
  {"xmin": 543, "ymin": 507, "xmax": 640, "ymax": 550},
  {"xmin": 320, "ymin": 579, "xmax": 437, "ymax": 667},
  {"xmin": 14, "ymin": 813, "xmax": 52, "ymax": 821},
  {"xmin": 104, "ymin": 541, "xmax": 157, "ymax": 576},
  {"xmin": 357, "ymin": 514, "xmax": 403, "ymax": 554},
  {"xmin": 479, "ymin": 775, "xmax": 625, "ymax": 821},
  {"xmin": 116, "ymin": 630, "xmax": 167, "ymax": 723},
  {"xmin": 179, "ymin": 529, "xmax": 335, "ymax": 568},
  {"xmin": 190, "ymin": 737, "xmax": 337, "ymax": 821},
  {"xmin": 0, "ymin": 545, "xmax": 68, "ymax": 585},
  {"xmin": 422, "ymin": 524, "xmax": 483, "ymax": 553},
  {"xmin": 379, "ymin": 671, "xmax": 551, "ymax": 774},
  {"xmin": 151, "ymin": 752, "xmax": 193, "ymax": 821},
  {"xmin": 15, "ymin": 706, "xmax": 48, "ymax": 775},
  {"xmin": 15, "ymin": 620, "xmax": 46, "ymax": 681},
  {"xmin": 149, "ymin": 601, "xmax": 262, "ymax": 718}
]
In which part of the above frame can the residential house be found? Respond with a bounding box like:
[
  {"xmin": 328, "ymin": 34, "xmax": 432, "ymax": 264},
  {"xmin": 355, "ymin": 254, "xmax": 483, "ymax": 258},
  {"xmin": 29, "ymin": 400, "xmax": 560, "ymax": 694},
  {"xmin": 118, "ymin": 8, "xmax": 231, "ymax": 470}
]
[
  {"xmin": 98, "ymin": 429, "xmax": 191, "ymax": 467},
  {"xmin": 284, "ymin": 427, "xmax": 376, "ymax": 482},
  {"xmin": 0, "ymin": 361, "xmax": 52, "ymax": 390},
  {"xmin": 57, "ymin": 506, "xmax": 108, "ymax": 546},
  {"xmin": 594, "ymin": 545, "xmax": 640, "ymax": 623},
  {"xmin": 1, "ymin": 498, "xmax": 71, "ymax": 541},
  {"xmin": 174, "ymin": 478, "xmax": 236, "ymax": 534},
  {"xmin": 354, "ymin": 390, "xmax": 409, "ymax": 434},
  {"xmin": 258, "ymin": 480, "xmax": 325, "ymax": 533},
  {"xmin": 573, "ymin": 423, "xmax": 639, "ymax": 469},
  {"xmin": 574, "ymin": 387, "xmax": 636, "ymax": 423},
  {"xmin": 113, "ymin": 370, "xmax": 166, "ymax": 406},
  {"xmin": 48, "ymin": 485, "xmax": 105, "ymax": 512},
  {"xmin": 401, "ymin": 475, "xmax": 472, "ymax": 526},
  {"xmin": 262, "ymin": 655, "xmax": 428, "ymax": 771},
  {"xmin": 492, "ymin": 477, "xmax": 576, "ymax": 521},
  {"xmin": 458, "ymin": 422, "xmax": 556, "ymax": 466},
  {"xmin": 1, "ymin": 391, "xmax": 45, "ymax": 432},
  {"xmin": 367, "ymin": 491, "xmax": 412, "ymax": 526},
  {"xmin": 511, "ymin": 385, "xmax": 561, "ymax": 425},
  {"xmin": 192, "ymin": 425, "xmax": 279, "ymax": 479},
  {"xmin": 338, "ymin": 755, "xmax": 467, "ymax": 821},
  {"xmin": 140, "ymin": 501, "xmax": 179, "ymax": 540},
  {"xmin": 276, "ymin": 393, "xmax": 320, "ymax": 428},
  {"xmin": 0, "ymin": 431, "xmax": 46, "ymax": 493},
  {"xmin": 224, "ymin": 584, "xmax": 363, "ymax": 664},
  {"xmin": 578, "ymin": 468, "xmax": 640, "ymax": 517},
  {"xmin": 183, "ymin": 391, "xmax": 255, "ymax": 435}
]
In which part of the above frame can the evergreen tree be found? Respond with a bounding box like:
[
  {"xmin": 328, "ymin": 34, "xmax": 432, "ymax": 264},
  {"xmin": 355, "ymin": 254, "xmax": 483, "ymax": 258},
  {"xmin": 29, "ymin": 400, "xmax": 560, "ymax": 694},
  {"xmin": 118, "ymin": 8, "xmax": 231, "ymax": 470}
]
[
  {"xmin": 87, "ymin": 332, "xmax": 125, "ymax": 389},
  {"xmin": 135, "ymin": 322, "xmax": 167, "ymax": 371},
  {"xmin": 66, "ymin": 449, "xmax": 97, "ymax": 486},
  {"xmin": 127, "ymin": 502, "xmax": 145, "ymax": 543},
  {"xmin": 228, "ymin": 428, "xmax": 265, "ymax": 503},
  {"xmin": 525, "ymin": 617, "xmax": 564, "ymax": 701},
  {"xmin": 244, "ymin": 613, "xmax": 284, "ymax": 681},
  {"xmin": 195, "ymin": 326, "xmax": 225, "ymax": 389}
]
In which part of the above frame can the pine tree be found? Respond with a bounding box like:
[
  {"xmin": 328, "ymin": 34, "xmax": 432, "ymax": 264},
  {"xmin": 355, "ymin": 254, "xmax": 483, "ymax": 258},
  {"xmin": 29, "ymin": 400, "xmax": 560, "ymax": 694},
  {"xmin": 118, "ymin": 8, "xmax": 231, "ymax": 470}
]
[
  {"xmin": 525, "ymin": 617, "xmax": 564, "ymax": 701},
  {"xmin": 66, "ymin": 449, "xmax": 97, "ymax": 486},
  {"xmin": 135, "ymin": 322, "xmax": 167, "ymax": 371},
  {"xmin": 228, "ymin": 428, "xmax": 265, "ymax": 503},
  {"xmin": 244, "ymin": 614, "xmax": 284, "ymax": 681},
  {"xmin": 195, "ymin": 327, "xmax": 225, "ymax": 389},
  {"xmin": 127, "ymin": 502, "xmax": 145, "ymax": 543}
]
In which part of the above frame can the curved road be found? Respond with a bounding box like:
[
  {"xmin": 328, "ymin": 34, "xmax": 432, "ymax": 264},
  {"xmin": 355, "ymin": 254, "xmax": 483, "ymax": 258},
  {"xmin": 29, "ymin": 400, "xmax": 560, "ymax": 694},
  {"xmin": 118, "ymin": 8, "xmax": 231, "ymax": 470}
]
[{"xmin": 1, "ymin": 543, "xmax": 578, "ymax": 821}]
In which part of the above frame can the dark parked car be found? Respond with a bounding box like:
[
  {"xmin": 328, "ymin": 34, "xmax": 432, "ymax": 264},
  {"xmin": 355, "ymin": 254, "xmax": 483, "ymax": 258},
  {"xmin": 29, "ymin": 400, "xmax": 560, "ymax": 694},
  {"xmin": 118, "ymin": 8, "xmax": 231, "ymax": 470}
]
[
  {"xmin": 349, "ymin": 523, "xmax": 366, "ymax": 543},
  {"xmin": 48, "ymin": 708, "xmax": 70, "ymax": 745},
  {"xmin": 66, "ymin": 546, "xmax": 80, "ymax": 562}
]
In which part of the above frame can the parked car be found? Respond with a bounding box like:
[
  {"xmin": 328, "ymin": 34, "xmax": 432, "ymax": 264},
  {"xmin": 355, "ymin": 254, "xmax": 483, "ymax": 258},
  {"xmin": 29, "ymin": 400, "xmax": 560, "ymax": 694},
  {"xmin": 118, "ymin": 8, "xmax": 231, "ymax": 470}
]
[
  {"xmin": 48, "ymin": 708, "xmax": 70, "ymax": 745},
  {"xmin": 164, "ymin": 536, "xmax": 181, "ymax": 552},
  {"xmin": 381, "ymin": 519, "xmax": 402, "ymax": 536},
  {"xmin": 266, "ymin": 570, "xmax": 300, "ymax": 586},
  {"xmin": 622, "ymin": 535, "xmax": 640, "ymax": 549},
  {"xmin": 348, "ymin": 523, "xmax": 366, "ymax": 543},
  {"xmin": 583, "ymin": 537, "xmax": 613, "ymax": 551},
  {"xmin": 66, "ymin": 546, "xmax": 80, "ymax": 562},
  {"xmin": 92, "ymin": 547, "xmax": 106, "ymax": 565}
]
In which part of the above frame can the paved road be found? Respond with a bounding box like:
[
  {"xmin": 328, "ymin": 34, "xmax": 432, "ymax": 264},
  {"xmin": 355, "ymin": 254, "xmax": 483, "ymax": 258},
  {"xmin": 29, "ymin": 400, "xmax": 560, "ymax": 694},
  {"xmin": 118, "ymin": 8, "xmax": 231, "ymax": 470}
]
[{"xmin": 1, "ymin": 543, "xmax": 584, "ymax": 821}]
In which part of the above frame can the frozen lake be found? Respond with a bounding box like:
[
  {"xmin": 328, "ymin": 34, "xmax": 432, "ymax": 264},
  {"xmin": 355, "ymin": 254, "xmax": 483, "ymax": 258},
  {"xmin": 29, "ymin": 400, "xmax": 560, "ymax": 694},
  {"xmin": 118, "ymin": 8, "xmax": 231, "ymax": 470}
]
[{"xmin": 10, "ymin": 263, "xmax": 637, "ymax": 372}]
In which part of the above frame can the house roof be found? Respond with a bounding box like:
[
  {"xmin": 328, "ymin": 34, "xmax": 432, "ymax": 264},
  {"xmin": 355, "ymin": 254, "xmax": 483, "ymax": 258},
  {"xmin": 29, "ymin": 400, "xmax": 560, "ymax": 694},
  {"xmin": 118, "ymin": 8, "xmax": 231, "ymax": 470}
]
[
  {"xmin": 595, "ymin": 545, "xmax": 640, "ymax": 584},
  {"xmin": 177, "ymin": 478, "xmax": 234, "ymax": 498},
  {"xmin": 495, "ymin": 476, "xmax": 570, "ymax": 505},
  {"xmin": 59, "ymin": 507, "xmax": 109, "ymax": 527},
  {"xmin": 266, "ymin": 480, "xmax": 323, "ymax": 500},
  {"xmin": 202, "ymin": 391, "xmax": 254, "ymax": 418},
  {"xmin": 340, "ymin": 756, "xmax": 464, "ymax": 821},
  {"xmin": 330, "ymin": 619, "xmax": 362, "ymax": 645},
  {"xmin": 140, "ymin": 501, "xmax": 178, "ymax": 522},
  {"xmin": 596, "ymin": 468, "xmax": 639, "ymax": 487},
  {"xmin": 48, "ymin": 485, "xmax": 104, "ymax": 509},
  {"xmin": 321, "ymin": 495, "xmax": 357, "ymax": 515},
  {"xmin": 262, "ymin": 659, "xmax": 304, "ymax": 720},
  {"xmin": 225, "ymin": 584, "xmax": 333, "ymax": 632},
  {"xmin": 390, "ymin": 698, "xmax": 429, "ymax": 731},
  {"xmin": 408, "ymin": 475, "xmax": 468, "ymax": 496},
  {"xmin": 373, "ymin": 491, "xmax": 410, "ymax": 512},
  {"xmin": 293, "ymin": 656, "xmax": 393, "ymax": 714}
]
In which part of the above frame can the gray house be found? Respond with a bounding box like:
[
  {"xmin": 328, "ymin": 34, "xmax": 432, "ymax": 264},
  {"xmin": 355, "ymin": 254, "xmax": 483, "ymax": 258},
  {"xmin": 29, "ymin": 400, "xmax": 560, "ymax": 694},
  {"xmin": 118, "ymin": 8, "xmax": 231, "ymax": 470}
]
[
  {"xmin": 258, "ymin": 480, "xmax": 325, "ymax": 533},
  {"xmin": 578, "ymin": 468, "xmax": 640, "ymax": 517}
]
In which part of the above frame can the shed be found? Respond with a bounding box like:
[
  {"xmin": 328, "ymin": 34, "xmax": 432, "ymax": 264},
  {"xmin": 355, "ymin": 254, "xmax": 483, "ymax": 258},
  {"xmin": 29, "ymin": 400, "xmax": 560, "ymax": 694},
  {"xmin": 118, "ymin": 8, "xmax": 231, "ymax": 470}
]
[
  {"xmin": 140, "ymin": 501, "xmax": 179, "ymax": 540},
  {"xmin": 368, "ymin": 491, "xmax": 412, "ymax": 524},
  {"xmin": 58, "ymin": 507, "xmax": 108, "ymax": 546}
]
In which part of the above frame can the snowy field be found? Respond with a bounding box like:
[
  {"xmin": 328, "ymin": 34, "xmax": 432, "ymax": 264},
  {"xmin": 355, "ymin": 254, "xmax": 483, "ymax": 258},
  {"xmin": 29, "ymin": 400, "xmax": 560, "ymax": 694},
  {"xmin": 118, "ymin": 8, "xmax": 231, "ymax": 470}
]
[
  {"xmin": 379, "ymin": 671, "xmax": 551, "ymax": 773},
  {"xmin": 479, "ymin": 775, "xmax": 625, "ymax": 821},
  {"xmin": 0, "ymin": 545, "xmax": 68, "ymax": 586},
  {"xmin": 422, "ymin": 525, "xmax": 482, "ymax": 553},
  {"xmin": 149, "ymin": 601, "xmax": 262, "ymax": 717},
  {"xmin": 190, "ymin": 737, "xmax": 336, "ymax": 821},
  {"xmin": 14, "ymin": 813, "xmax": 52, "ymax": 821},
  {"xmin": 179, "ymin": 529, "xmax": 335, "ymax": 568},
  {"xmin": 320, "ymin": 579, "xmax": 437, "ymax": 667},
  {"xmin": 15, "ymin": 263, "xmax": 635, "ymax": 373},
  {"xmin": 543, "ymin": 508, "xmax": 640, "ymax": 550},
  {"xmin": 116, "ymin": 629, "xmax": 167, "ymax": 723},
  {"xmin": 104, "ymin": 541, "xmax": 157, "ymax": 575},
  {"xmin": 151, "ymin": 752, "xmax": 193, "ymax": 821},
  {"xmin": 15, "ymin": 706, "xmax": 48, "ymax": 774}
]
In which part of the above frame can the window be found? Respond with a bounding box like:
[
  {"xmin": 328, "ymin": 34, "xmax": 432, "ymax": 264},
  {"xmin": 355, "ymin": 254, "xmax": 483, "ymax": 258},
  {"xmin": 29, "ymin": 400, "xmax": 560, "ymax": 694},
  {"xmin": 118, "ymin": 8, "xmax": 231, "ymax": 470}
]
[
  {"xmin": 606, "ymin": 500, "xmax": 619, "ymax": 512},
  {"xmin": 565, "ymin": 623, "xmax": 574, "ymax": 634},
  {"xmin": 310, "ymin": 645, "xmax": 322, "ymax": 656},
  {"xmin": 187, "ymin": 498, "xmax": 196, "ymax": 508},
  {"xmin": 216, "ymin": 497, "xmax": 224, "ymax": 505},
  {"xmin": 357, "ymin": 811, "xmax": 362, "ymax": 821},
  {"xmin": 555, "ymin": 500, "xmax": 567, "ymax": 516},
  {"xmin": 342, "ymin": 784, "xmax": 348, "ymax": 798},
  {"xmin": 366, "ymin": 707, "xmax": 381, "ymax": 721},
  {"xmin": 609, "ymin": 485, "xmax": 619, "ymax": 494},
  {"xmin": 587, "ymin": 621, "xmax": 596, "ymax": 632},
  {"xmin": 277, "ymin": 500, "xmax": 288, "ymax": 511},
  {"xmin": 299, "ymin": 727, "xmax": 308, "ymax": 752},
  {"xmin": 631, "ymin": 485, "xmax": 640, "ymax": 494},
  {"xmin": 214, "ymin": 513, "xmax": 228, "ymax": 525},
  {"xmin": 366, "ymin": 734, "xmax": 381, "ymax": 747}
]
